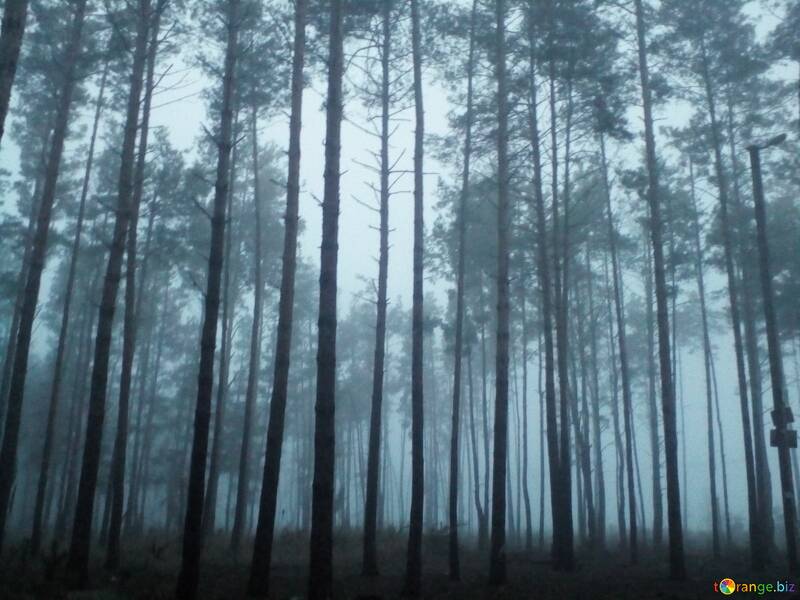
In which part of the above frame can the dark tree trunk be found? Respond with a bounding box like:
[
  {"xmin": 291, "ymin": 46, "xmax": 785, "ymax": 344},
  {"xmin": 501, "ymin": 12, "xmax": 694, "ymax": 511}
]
[
  {"xmin": 174, "ymin": 0, "xmax": 239, "ymax": 596},
  {"xmin": 489, "ymin": 0, "xmax": 510, "ymax": 585},
  {"xmin": 604, "ymin": 252, "xmax": 626, "ymax": 550},
  {"xmin": 634, "ymin": 0, "xmax": 685, "ymax": 580},
  {"xmin": 447, "ymin": 0, "xmax": 476, "ymax": 581},
  {"xmin": 0, "ymin": 132, "xmax": 50, "ymax": 428},
  {"xmin": 66, "ymin": 0, "xmax": 151, "ymax": 584},
  {"xmin": 248, "ymin": 0, "xmax": 306, "ymax": 592},
  {"xmin": 204, "ymin": 103, "xmax": 241, "ymax": 539},
  {"xmin": 230, "ymin": 106, "xmax": 265, "ymax": 557},
  {"xmin": 106, "ymin": 6, "xmax": 161, "ymax": 568},
  {"xmin": 0, "ymin": 0, "xmax": 29, "ymax": 146},
  {"xmin": 0, "ymin": 0, "xmax": 88, "ymax": 551},
  {"xmin": 748, "ymin": 146, "xmax": 798, "ymax": 572},
  {"xmin": 600, "ymin": 132, "xmax": 637, "ymax": 563},
  {"xmin": 521, "ymin": 291, "xmax": 533, "ymax": 552},
  {"xmin": 307, "ymin": 1, "xmax": 343, "ymax": 597},
  {"xmin": 403, "ymin": 0, "xmax": 424, "ymax": 594},
  {"xmin": 467, "ymin": 349, "xmax": 485, "ymax": 548},
  {"xmin": 29, "ymin": 59, "xmax": 108, "ymax": 556},
  {"xmin": 363, "ymin": 0, "xmax": 392, "ymax": 578}
]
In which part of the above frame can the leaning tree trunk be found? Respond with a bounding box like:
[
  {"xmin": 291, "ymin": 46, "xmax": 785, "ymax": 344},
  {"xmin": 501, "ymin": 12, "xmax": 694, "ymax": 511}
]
[
  {"xmin": 0, "ymin": 0, "xmax": 29, "ymax": 147},
  {"xmin": 230, "ymin": 105, "xmax": 265, "ymax": 557},
  {"xmin": 174, "ymin": 0, "xmax": 239, "ymax": 597},
  {"xmin": 634, "ymin": 0, "xmax": 685, "ymax": 580},
  {"xmin": 248, "ymin": 0, "xmax": 306, "ymax": 595},
  {"xmin": 404, "ymin": 0, "xmax": 425, "ymax": 594},
  {"xmin": 106, "ymin": 6, "xmax": 161, "ymax": 568},
  {"xmin": 600, "ymin": 132, "xmax": 637, "ymax": 563},
  {"xmin": 307, "ymin": 1, "xmax": 344, "ymax": 598},
  {"xmin": 0, "ymin": 0, "xmax": 88, "ymax": 552},
  {"xmin": 489, "ymin": 0, "xmax": 510, "ymax": 585},
  {"xmin": 66, "ymin": 0, "xmax": 150, "ymax": 585},
  {"xmin": 447, "ymin": 0, "xmax": 476, "ymax": 581},
  {"xmin": 363, "ymin": 0, "xmax": 392, "ymax": 578},
  {"xmin": 29, "ymin": 59, "xmax": 108, "ymax": 556}
]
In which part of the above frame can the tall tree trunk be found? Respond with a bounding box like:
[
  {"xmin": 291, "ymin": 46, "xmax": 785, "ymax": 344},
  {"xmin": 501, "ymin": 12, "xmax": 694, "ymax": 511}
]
[
  {"xmin": 403, "ymin": 0, "xmax": 424, "ymax": 594},
  {"xmin": 525, "ymin": 14, "xmax": 560, "ymax": 569},
  {"xmin": 248, "ymin": 2, "xmax": 306, "ymax": 592},
  {"xmin": 747, "ymin": 145, "xmax": 798, "ymax": 572},
  {"xmin": 0, "ymin": 0, "xmax": 29, "ymax": 146},
  {"xmin": 521, "ymin": 289, "xmax": 533, "ymax": 552},
  {"xmin": 204, "ymin": 102, "xmax": 241, "ymax": 538},
  {"xmin": 174, "ymin": 0, "xmax": 239, "ymax": 596},
  {"xmin": 307, "ymin": 1, "xmax": 343, "ymax": 597},
  {"xmin": 634, "ymin": 0, "xmax": 685, "ymax": 579},
  {"xmin": 0, "ymin": 0, "xmax": 88, "ymax": 551},
  {"xmin": 480, "ymin": 309, "xmax": 490, "ymax": 547},
  {"xmin": 230, "ymin": 106, "xmax": 265, "ymax": 556},
  {"xmin": 571, "ymin": 280, "xmax": 594, "ymax": 549},
  {"xmin": 106, "ymin": 6, "xmax": 161, "ymax": 568},
  {"xmin": 467, "ymin": 348, "xmax": 485, "ymax": 549},
  {"xmin": 599, "ymin": 132, "xmax": 637, "ymax": 563},
  {"xmin": 447, "ymin": 0, "xmax": 476, "ymax": 581},
  {"xmin": 363, "ymin": 0, "xmax": 392, "ymax": 578},
  {"xmin": 489, "ymin": 0, "xmax": 510, "ymax": 584},
  {"xmin": 604, "ymin": 251, "xmax": 626, "ymax": 550},
  {"xmin": 687, "ymin": 158, "xmax": 720, "ymax": 558},
  {"xmin": 29, "ymin": 60, "xmax": 108, "ymax": 556},
  {"xmin": 585, "ymin": 247, "xmax": 605, "ymax": 548},
  {"xmin": 696, "ymin": 40, "xmax": 761, "ymax": 570}
]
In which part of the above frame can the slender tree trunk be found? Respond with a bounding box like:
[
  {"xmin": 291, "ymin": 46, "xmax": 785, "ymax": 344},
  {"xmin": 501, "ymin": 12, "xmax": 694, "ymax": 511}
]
[
  {"xmin": 307, "ymin": 1, "xmax": 343, "ymax": 597},
  {"xmin": 599, "ymin": 132, "xmax": 637, "ymax": 562},
  {"xmin": 603, "ymin": 252, "xmax": 626, "ymax": 549},
  {"xmin": 174, "ymin": 0, "xmax": 239, "ymax": 596},
  {"xmin": 363, "ymin": 0, "xmax": 392, "ymax": 578},
  {"xmin": 467, "ymin": 349, "xmax": 485, "ymax": 548},
  {"xmin": 697, "ymin": 42, "xmax": 761, "ymax": 570},
  {"xmin": 489, "ymin": 0, "xmax": 510, "ymax": 584},
  {"xmin": 246, "ymin": 0, "xmax": 306, "ymax": 574},
  {"xmin": 230, "ymin": 106, "xmax": 264, "ymax": 556},
  {"xmin": 0, "ymin": 0, "xmax": 29, "ymax": 146},
  {"xmin": 634, "ymin": 0, "xmax": 684, "ymax": 579},
  {"xmin": 525, "ymin": 16, "xmax": 560, "ymax": 569},
  {"xmin": 29, "ymin": 60, "xmax": 108, "ymax": 556},
  {"xmin": 687, "ymin": 158, "xmax": 720, "ymax": 558},
  {"xmin": 521, "ymin": 290, "xmax": 533, "ymax": 552},
  {"xmin": 573, "ymin": 271, "xmax": 595, "ymax": 550},
  {"xmin": 480, "ymin": 312, "xmax": 490, "ymax": 547},
  {"xmin": 0, "ymin": 0, "xmax": 88, "ymax": 551},
  {"xmin": 403, "ymin": 0, "xmax": 424, "ymax": 594},
  {"xmin": 446, "ymin": 0, "xmax": 476, "ymax": 580},
  {"xmin": 204, "ymin": 103, "xmax": 241, "ymax": 538},
  {"xmin": 585, "ymin": 247, "xmax": 605, "ymax": 548},
  {"xmin": 106, "ymin": 7, "xmax": 161, "ymax": 568}
]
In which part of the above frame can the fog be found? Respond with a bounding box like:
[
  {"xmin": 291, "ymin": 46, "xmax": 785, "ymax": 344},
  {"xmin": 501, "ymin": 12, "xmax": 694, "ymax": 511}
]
[{"xmin": 0, "ymin": 0, "xmax": 798, "ymax": 598}]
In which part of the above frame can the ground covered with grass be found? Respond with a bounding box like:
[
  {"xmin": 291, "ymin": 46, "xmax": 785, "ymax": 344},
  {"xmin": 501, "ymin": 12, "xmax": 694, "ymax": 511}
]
[{"xmin": 0, "ymin": 530, "xmax": 793, "ymax": 599}]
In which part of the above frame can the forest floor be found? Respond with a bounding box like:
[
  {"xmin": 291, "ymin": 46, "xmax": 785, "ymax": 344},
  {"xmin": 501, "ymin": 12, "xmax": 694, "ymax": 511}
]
[{"xmin": 0, "ymin": 529, "xmax": 795, "ymax": 599}]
